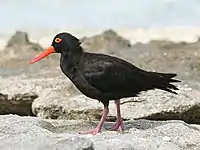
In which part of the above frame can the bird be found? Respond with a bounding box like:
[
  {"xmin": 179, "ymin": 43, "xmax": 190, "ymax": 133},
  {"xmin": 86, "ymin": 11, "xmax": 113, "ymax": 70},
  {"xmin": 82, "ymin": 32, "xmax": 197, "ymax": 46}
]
[{"xmin": 29, "ymin": 32, "xmax": 181, "ymax": 135}]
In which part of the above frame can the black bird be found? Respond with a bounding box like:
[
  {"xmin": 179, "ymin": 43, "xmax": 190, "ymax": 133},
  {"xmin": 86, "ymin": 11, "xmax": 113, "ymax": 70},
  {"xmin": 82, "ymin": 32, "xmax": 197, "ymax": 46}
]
[{"xmin": 29, "ymin": 32, "xmax": 181, "ymax": 135}]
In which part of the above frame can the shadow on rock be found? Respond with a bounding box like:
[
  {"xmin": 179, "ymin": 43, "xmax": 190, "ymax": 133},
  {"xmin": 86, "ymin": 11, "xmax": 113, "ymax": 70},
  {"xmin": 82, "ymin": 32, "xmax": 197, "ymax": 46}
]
[
  {"xmin": 138, "ymin": 104, "xmax": 200, "ymax": 124},
  {"xmin": 0, "ymin": 93, "xmax": 38, "ymax": 116}
]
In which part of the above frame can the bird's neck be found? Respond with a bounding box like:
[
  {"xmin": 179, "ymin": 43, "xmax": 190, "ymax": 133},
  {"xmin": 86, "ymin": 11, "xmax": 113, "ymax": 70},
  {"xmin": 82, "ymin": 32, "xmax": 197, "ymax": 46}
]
[{"xmin": 60, "ymin": 46, "xmax": 83, "ymax": 77}]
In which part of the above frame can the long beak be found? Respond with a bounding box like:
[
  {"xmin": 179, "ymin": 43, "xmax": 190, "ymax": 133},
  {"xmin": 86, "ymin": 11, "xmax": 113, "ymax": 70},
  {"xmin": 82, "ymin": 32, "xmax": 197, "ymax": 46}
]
[{"xmin": 29, "ymin": 46, "xmax": 55, "ymax": 64}]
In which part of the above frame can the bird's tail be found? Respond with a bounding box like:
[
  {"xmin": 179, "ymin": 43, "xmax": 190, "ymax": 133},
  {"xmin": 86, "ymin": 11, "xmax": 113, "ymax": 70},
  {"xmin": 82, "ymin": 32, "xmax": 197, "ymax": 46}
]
[
  {"xmin": 157, "ymin": 73, "xmax": 181, "ymax": 83},
  {"xmin": 150, "ymin": 72, "xmax": 181, "ymax": 94}
]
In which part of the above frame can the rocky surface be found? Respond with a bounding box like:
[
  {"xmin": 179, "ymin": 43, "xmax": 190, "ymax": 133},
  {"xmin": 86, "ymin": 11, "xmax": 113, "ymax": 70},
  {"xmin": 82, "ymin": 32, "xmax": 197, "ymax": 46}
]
[
  {"xmin": 1, "ymin": 29, "xmax": 200, "ymax": 149},
  {"xmin": 32, "ymin": 83, "xmax": 200, "ymax": 124},
  {"xmin": 0, "ymin": 115, "xmax": 200, "ymax": 150},
  {"xmin": 1, "ymin": 76, "xmax": 200, "ymax": 125},
  {"xmin": 0, "ymin": 30, "xmax": 199, "ymax": 123},
  {"xmin": 0, "ymin": 115, "xmax": 93, "ymax": 150}
]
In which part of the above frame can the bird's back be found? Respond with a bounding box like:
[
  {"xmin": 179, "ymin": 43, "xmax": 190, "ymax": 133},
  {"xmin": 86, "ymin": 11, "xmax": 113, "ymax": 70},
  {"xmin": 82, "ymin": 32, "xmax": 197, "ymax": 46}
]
[{"xmin": 80, "ymin": 52, "xmax": 159, "ymax": 99}]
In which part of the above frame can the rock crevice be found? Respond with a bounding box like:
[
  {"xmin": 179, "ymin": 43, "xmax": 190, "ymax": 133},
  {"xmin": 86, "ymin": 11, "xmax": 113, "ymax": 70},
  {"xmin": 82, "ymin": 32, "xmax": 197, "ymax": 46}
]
[{"xmin": 0, "ymin": 93, "xmax": 38, "ymax": 116}]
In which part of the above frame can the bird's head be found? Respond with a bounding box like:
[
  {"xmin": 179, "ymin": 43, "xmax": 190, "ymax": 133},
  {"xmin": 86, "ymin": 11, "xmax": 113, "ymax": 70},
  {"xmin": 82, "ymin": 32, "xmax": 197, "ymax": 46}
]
[{"xmin": 29, "ymin": 32, "xmax": 81, "ymax": 64}]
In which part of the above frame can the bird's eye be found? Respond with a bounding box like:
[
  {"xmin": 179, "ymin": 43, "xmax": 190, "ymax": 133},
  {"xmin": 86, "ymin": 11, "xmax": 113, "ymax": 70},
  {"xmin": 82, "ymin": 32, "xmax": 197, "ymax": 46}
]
[{"xmin": 55, "ymin": 38, "xmax": 62, "ymax": 43}]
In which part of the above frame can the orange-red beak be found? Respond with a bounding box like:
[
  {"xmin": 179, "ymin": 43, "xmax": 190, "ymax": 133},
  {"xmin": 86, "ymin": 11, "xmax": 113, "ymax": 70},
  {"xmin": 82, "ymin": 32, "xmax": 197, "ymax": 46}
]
[{"xmin": 29, "ymin": 46, "xmax": 55, "ymax": 64}]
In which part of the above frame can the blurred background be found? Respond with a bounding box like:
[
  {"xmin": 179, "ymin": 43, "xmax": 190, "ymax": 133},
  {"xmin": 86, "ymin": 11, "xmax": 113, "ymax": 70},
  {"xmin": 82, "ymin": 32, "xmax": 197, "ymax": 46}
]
[{"xmin": 1, "ymin": 0, "xmax": 200, "ymax": 47}]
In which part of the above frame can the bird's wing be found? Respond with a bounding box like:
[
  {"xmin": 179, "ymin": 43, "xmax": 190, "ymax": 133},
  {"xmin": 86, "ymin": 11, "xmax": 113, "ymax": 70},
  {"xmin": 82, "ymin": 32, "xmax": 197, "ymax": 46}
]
[{"xmin": 82, "ymin": 54, "xmax": 149, "ymax": 95}]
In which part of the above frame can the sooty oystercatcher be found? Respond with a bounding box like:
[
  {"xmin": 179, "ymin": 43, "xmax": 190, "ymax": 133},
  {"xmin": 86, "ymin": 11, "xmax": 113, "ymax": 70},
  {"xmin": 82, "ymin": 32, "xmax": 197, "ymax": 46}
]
[{"xmin": 29, "ymin": 32, "xmax": 181, "ymax": 135}]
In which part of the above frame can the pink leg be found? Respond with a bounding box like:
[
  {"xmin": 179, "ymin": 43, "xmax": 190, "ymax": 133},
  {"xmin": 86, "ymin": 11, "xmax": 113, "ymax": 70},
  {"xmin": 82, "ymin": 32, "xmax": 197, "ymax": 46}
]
[
  {"xmin": 110, "ymin": 99, "xmax": 124, "ymax": 131},
  {"xmin": 79, "ymin": 106, "xmax": 109, "ymax": 135}
]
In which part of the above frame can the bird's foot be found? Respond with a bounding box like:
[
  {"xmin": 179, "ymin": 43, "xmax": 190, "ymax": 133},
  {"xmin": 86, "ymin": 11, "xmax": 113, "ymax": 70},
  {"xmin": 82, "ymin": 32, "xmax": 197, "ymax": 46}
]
[
  {"xmin": 109, "ymin": 119, "xmax": 124, "ymax": 131},
  {"xmin": 79, "ymin": 127, "xmax": 101, "ymax": 135}
]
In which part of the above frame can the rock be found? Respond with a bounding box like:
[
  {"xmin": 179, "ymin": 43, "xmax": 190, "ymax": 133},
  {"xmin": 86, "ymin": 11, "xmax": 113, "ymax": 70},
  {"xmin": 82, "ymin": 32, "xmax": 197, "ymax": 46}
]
[
  {"xmin": 148, "ymin": 40, "xmax": 188, "ymax": 50},
  {"xmin": 0, "ymin": 115, "xmax": 200, "ymax": 150},
  {"xmin": 0, "ymin": 115, "xmax": 94, "ymax": 150},
  {"xmin": 0, "ymin": 76, "xmax": 79, "ymax": 117},
  {"xmin": 0, "ymin": 92, "xmax": 37, "ymax": 116},
  {"xmin": 81, "ymin": 29, "xmax": 132, "ymax": 52},
  {"xmin": 109, "ymin": 86, "xmax": 200, "ymax": 124},
  {"xmin": 0, "ymin": 31, "xmax": 43, "ymax": 68},
  {"xmin": 2, "ymin": 75, "xmax": 199, "ymax": 124},
  {"xmin": 31, "ymin": 81, "xmax": 200, "ymax": 124},
  {"xmin": 32, "ymin": 94, "xmax": 102, "ymax": 120},
  {"xmin": 5, "ymin": 31, "xmax": 42, "ymax": 51},
  {"xmin": 6, "ymin": 31, "xmax": 29, "ymax": 47}
]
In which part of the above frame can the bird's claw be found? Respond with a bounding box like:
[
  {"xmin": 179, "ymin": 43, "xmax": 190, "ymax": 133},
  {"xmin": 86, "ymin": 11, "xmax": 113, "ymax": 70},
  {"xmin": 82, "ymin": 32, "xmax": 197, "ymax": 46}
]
[{"xmin": 108, "ymin": 119, "xmax": 124, "ymax": 131}]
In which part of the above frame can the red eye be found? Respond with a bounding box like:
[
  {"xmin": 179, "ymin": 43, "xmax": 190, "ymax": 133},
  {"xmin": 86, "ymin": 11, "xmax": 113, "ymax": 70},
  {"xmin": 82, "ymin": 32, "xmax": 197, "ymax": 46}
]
[{"xmin": 55, "ymin": 38, "xmax": 62, "ymax": 43}]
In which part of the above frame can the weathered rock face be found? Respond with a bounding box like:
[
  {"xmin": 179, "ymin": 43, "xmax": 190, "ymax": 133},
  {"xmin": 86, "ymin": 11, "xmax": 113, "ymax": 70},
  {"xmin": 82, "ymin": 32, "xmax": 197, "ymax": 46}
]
[
  {"xmin": 1, "ymin": 75, "xmax": 199, "ymax": 124},
  {"xmin": 0, "ymin": 115, "xmax": 200, "ymax": 150},
  {"xmin": 0, "ymin": 92, "xmax": 38, "ymax": 116},
  {"xmin": 6, "ymin": 31, "xmax": 29, "ymax": 48},
  {"xmin": 0, "ymin": 31, "xmax": 44, "ymax": 70},
  {"xmin": 5, "ymin": 31, "xmax": 42, "ymax": 51},
  {"xmin": 81, "ymin": 29, "xmax": 132, "ymax": 52},
  {"xmin": 32, "ymin": 83, "xmax": 200, "ymax": 124},
  {"xmin": 0, "ymin": 76, "xmax": 79, "ymax": 117}
]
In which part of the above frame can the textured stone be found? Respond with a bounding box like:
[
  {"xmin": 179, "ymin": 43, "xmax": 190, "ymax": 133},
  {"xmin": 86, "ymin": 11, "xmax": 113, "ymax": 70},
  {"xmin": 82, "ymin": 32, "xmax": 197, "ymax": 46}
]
[{"xmin": 0, "ymin": 115, "xmax": 200, "ymax": 150}]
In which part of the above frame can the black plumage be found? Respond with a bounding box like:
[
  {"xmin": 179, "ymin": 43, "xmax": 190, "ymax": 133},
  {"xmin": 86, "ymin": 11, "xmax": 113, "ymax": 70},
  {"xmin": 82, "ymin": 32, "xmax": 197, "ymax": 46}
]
[
  {"xmin": 30, "ymin": 32, "xmax": 181, "ymax": 135},
  {"xmin": 61, "ymin": 51, "xmax": 180, "ymax": 105}
]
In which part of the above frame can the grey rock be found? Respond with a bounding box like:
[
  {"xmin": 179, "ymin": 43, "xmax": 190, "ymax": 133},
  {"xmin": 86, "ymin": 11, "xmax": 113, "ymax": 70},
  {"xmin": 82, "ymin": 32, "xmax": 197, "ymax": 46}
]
[
  {"xmin": 0, "ymin": 31, "xmax": 43, "ymax": 70},
  {"xmin": 2, "ymin": 76, "xmax": 200, "ymax": 124},
  {"xmin": 0, "ymin": 115, "xmax": 200, "ymax": 150},
  {"xmin": 110, "ymin": 85, "xmax": 200, "ymax": 124},
  {"xmin": 6, "ymin": 31, "xmax": 42, "ymax": 51},
  {"xmin": 32, "ymin": 81, "xmax": 200, "ymax": 124},
  {"xmin": 32, "ymin": 94, "xmax": 102, "ymax": 120},
  {"xmin": 81, "ymin": 29, "xmax": 132, "ymax": 52},
  {"xmin": 6, "ymin": 31, "xmax": 29, "ymax": 47},
  {"xmin": 0, "ymin": 76, "xmax": 79, "ymax": 117},
  {"xmin": 0, "ymin": 115, "xmax": 94, "ymax": 150},
  {"xmin": 0, "ymin": 92, "xmax": 37, "ymax": 116},
  {"xmin": 85, "ymin": 119, "xmax": 200, "ymax": 150}
]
